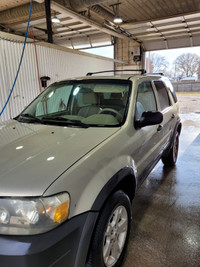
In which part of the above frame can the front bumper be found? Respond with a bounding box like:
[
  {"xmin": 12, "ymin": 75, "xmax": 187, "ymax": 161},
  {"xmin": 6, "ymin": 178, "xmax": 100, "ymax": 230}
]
[{"xmin": 0, "ymin": 211, "xmax": 98, "ymax": 267}]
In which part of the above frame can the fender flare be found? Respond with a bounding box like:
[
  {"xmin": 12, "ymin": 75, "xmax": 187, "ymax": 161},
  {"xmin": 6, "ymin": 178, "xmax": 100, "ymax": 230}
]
[
  {"xmin": 91, "ymin": 167, "xmax": 136, "ymax": 211},
  {"xmin": 163, "ymin": 119, "xmax": 182, "ymax": 157}
]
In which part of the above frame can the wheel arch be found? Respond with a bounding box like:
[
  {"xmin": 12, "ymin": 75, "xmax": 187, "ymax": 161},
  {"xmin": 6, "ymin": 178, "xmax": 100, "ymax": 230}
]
[
  {"xmin": 177, "ymin": 121, "xmax": 182, "ymax": 135},
  {"xmin": 91, "ymin": 167, "xmax": 136, "ymax": 212},
  {"xmin": 86, "ymin": 182, "xmax": 133, "ymax": 266},
  {"xmin": 163, "ymin": 120, "xmax": 182, "ymax": 157}
]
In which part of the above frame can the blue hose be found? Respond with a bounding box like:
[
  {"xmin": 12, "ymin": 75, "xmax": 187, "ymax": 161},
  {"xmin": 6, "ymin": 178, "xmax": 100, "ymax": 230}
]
[{"xmin": 0, "ymin": 0, "xmax": 33, "ymax": 117}]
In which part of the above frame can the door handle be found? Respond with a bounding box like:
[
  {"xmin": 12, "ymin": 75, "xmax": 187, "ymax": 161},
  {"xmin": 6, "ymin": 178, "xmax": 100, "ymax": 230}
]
[
  {"xmin": 157, "ymin": 124, "xmax": 163, "ymax": 132},
  {"xmin": 171, "ymin": 114, "xmax": 175, "ymax": 119}
]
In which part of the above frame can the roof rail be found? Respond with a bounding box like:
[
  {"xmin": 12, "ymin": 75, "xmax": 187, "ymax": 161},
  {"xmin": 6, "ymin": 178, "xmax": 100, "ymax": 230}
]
[
  {"xmin": 86, "ymin": 69, "xmax": 146, "ymax": 76},
  {"xmin": 144, "ymin": 72, "xmax": 164, "ymax": 76}
]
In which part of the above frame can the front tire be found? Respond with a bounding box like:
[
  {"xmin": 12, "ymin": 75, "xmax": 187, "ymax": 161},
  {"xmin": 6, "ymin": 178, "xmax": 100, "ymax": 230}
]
[
  {"xmin": 87, "ymin": 191, "xmax": 131, "ymax": 267},
  {"xmin": 162, "ymin": 131, "xmax": 179, "ymax": 166}
]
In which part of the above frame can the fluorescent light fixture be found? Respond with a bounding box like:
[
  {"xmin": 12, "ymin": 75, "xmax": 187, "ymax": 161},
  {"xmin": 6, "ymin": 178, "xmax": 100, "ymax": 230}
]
[
  {"xmin": 113, "ymin": 15, "xmax": 123, "ymax": 24},
  {"xmin": 52, "ymin": 16, "xmax": 60, "ymax": 23}
]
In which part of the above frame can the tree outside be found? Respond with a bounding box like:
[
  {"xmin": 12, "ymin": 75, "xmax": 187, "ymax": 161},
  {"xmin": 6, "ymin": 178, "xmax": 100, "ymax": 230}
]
[
  {"xmin": 146, "ymin": 52, "xmax": 200, "ymax": 81},
  {"xmin": 174, "ymin": 53, "xmax": 200, "ymax": 79},
  {"xmin": 147, "ymin": 53, "xmax": 169, "ymax": 74}
]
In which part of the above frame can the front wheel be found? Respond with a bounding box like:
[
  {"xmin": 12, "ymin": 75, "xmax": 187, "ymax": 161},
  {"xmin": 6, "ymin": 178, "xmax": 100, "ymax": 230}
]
[
  {"xmin": 87, "ymin": 191, "xmax": 131, "ymax": 267},
  {"xmin": 162, "ymin": 131, "xmax": 179, "ymax": 166}
]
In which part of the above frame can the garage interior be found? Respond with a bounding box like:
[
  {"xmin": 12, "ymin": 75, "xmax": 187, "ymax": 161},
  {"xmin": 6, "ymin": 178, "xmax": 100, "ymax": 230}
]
[
  {"xmin": 0, "ymin": 0, "xmax": 200, "ymax": 266},
  {"xmin": 1, "ymin": 0, "xmax": 200, "ymax": 68}
]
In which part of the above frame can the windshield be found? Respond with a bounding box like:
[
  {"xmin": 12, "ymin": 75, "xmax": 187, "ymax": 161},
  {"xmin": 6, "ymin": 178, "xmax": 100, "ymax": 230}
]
[{"xmin": 17, "ymin": 79, "xmax": 131, "ymax": 127}]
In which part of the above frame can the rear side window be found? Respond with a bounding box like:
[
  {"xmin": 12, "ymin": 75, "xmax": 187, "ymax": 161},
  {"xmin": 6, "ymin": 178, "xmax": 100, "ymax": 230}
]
[
  {"xmin": 154, "ymin": 81, "xmax": 171, "ymax": 110},
  {"xmin": 135, "ymin": 81, "xmax": 157, "ymax": 120}
]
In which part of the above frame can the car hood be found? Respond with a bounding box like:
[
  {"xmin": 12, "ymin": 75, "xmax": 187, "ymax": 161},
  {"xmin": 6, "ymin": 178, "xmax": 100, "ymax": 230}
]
[{"xmin": 0, "ymin": 120, "xmax": 119, "ymax": 197}]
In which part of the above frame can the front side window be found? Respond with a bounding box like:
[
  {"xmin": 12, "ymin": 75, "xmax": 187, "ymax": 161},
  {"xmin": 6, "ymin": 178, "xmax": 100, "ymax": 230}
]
[
  {"xmin": 135, "ymin": 81, "xmax": 157, "ymax": 120},
  {"xmin": 163, "ymin": 79, "xmax": 177, "ymax": 103},
  {"xmin": 16, "ymin": 80, "xmax": 131, "ymax": 127},
  {"xmin": 154, "ymin": 81, "xmax": 171, "ymax": 110}
]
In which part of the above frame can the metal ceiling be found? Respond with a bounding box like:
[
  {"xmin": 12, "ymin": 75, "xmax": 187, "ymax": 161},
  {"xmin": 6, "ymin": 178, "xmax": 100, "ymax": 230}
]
[{"xmin": 0, "ymin": 0, "xmax": 200, "ymax": 51}]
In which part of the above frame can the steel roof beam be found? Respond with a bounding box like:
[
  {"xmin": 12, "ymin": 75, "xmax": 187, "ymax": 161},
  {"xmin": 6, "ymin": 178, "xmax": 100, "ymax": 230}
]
[{"xmin": 54, "ymin": 30, "xmax": 100, "ymax": 39}]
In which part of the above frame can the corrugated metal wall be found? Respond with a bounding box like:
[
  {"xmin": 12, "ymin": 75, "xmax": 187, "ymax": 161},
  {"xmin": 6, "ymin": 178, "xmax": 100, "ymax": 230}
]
[{"xmin": 0, "ymin": 35, "xmax": 114, "ymax": 122}]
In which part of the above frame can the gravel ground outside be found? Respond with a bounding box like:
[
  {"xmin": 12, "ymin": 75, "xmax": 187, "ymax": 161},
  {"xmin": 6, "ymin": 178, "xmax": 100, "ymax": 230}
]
[
  {"xmin": 176, "ymin": 92, "xmax": 200, "ymax": 155},
  {"xmin": 176, "ymin": 92, "xmax": 200, "ymax": 127},
  {"xmin": 177, "ymin": 92, "xmax": 200, "ymax": 115}
]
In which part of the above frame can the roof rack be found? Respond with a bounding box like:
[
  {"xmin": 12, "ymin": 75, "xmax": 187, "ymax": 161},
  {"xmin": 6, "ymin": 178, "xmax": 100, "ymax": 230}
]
[
  {"xmin": 143, "ymin": 72, "xmax": 164, "ymax": 76},
  {"xmin": 86, "ymin": 69, "xmax": 146, "ymax": 76}
]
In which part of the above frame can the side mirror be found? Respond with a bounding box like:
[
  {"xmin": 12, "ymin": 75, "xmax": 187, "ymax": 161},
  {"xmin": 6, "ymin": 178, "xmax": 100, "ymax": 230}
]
[{"xmin": 135, "ymin": 111, "xmax": 163, "ymax": 129}]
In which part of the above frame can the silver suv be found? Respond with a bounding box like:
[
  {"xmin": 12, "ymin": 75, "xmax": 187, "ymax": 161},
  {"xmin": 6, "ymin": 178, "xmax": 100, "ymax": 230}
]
[{"xmin": 0, "ymin": 71, "xmax": 181, "ymax": 267}]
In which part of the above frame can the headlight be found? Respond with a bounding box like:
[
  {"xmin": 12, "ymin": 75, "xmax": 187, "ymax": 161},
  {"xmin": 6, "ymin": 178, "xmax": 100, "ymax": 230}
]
[{"xmin": 0, "ymin": 192, "xmax": 70, "ymax": 235}]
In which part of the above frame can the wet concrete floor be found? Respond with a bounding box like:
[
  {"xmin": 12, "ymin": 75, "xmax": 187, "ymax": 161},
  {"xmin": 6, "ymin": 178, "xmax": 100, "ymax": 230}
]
[{"xmin": 123, "ymin": 112, "xmax": 200, "ymax": 267}]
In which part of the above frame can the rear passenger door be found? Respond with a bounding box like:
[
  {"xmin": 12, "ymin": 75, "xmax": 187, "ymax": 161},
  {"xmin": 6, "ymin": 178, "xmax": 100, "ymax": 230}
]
[{"xmin": 153, "ymin": 80, "xmax": 175, "ymax": 150}]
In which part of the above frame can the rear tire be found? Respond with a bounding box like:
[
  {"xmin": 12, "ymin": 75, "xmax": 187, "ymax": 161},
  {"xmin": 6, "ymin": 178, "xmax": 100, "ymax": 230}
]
[
  {"xmin": 87, "ymin": 191, "xmax": 131, "ymax": 267},
  {"xmin": 162, "ymin": 131, "xmax": 179, "ymax": 166}
]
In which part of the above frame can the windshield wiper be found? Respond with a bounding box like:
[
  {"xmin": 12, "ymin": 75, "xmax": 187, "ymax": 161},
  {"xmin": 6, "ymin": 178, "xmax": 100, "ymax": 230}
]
[
  {"xmin": 17, "ymin": 113, "xmax": 42, "ymax": 123},
  {"xmin": 42, "ymin": 117, "xmax": 89, "ymax": 128}
]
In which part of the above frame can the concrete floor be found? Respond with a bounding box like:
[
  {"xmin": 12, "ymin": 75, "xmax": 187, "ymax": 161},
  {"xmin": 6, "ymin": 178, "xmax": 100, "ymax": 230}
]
[{"xmin": 123, "ymin": 94, "xmax": 200, "ymax": 267}]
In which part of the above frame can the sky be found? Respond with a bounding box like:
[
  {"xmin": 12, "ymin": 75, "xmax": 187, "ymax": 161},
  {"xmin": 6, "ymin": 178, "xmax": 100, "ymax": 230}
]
[{"xmin": 81, "ymin": 46, "xmax": 114, "ymax": 58}]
